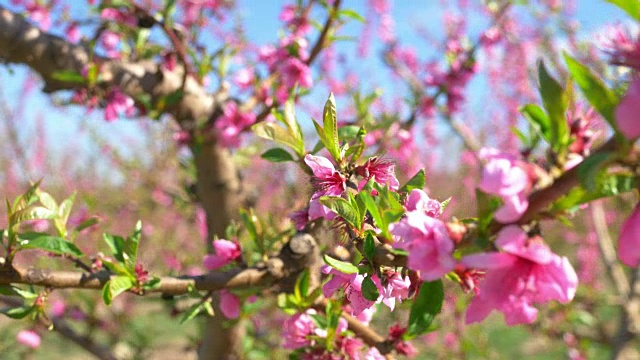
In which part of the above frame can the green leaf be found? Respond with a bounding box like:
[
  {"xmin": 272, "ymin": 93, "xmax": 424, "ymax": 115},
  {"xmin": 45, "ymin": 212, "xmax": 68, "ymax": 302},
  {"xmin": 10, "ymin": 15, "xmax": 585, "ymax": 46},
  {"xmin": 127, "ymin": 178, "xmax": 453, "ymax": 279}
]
[
  {"xmin": 295, "ymin": 269, "xmax": 311, "ymax": 300},
  {"xmin": 74, "ymin": 216, "xmax": 100, "ymax": 232},
  {"xmin": 123, "ymin": 221, "xmax": 142, "ymax": 269},
  {"xmin": 180, "ymin": 302, "xmax": 206, "ymax": 324},
  {"xmin": 606, "ymin": 0, "xmax": 640, "ymax": 20},
  {"xmin": 360, "ymin": 191, "xmax": 387, "ymax": 237},
  {"xmin": 104, "ymin": 233, "xmax": 126, "ymax": 263},
  {"xmin": 261, "ymin": 148, "xmax": 295, "ymax": 163},
  {"xmin": 400, "ymin": 169, "xmax": 426, "ymax": 193},
  {"xmin": 319, "ymin": 196, "xmax": 361, "ymax": 230},
  {"xmin": 361, "ymin": 276, "xmax": 380, "ymax": 301},
  {"xmin": 538, "ymin": 61, "xmax": 569, "ymax": 151},
  {"xmin": 10, "ymin": 206, "xmax": 56, "ymax": 225},
  {"xmin": 338, "ymin": 9, "xmax": 365, "ymax": 23},
  {"xmin": 51, "ymin": 70, "xmax": 86, "ymax": 84},
  {"xmin": 323, "ymin": 254, "xmax": 359, "ymax": 274},
  {"xmin": 406, "ymin": 280, "xmax": 444, "ymax": 339},
  {"xmin": 476, "ymin": 189, "xmax": 502, "ymax": 235},
  {"xmin": 36, "ymin": 190, "xmax": 57, "ymax": 211},
  {"xmin": 102, "ymin": 276, "xmax": 134, "ymax": 305},
  {"xmin": 552, "ymin": 174, "xmax": 638, "ymax": 212},
  {"xmin": 1, "ymin": 305, "xmax": 33, "ymax": 319},
  {"xmin": 363, "ymin": 232, "xmax": 376, "ymax": 262},
  {"xmin": 337, "ymin": 125, "xmax": 361, "ymax": 140},
  {"xmin": 252, "ymin": 122, "xmax": 304, "ymax": 156},
  {"xmin": 564, "ymin": 53, "xmax": 618, "ymax": 126},
  {"xmin": 18, "ymin": 233, "xmax": 83, "ymax": 257},
  {"xmin": 520, "ymin": 104, "xmax": 551, "ymax": 143},
  {"xmin": 322, "ymin": 93, "xmax": 341, "ymax": 163},
  {"xmin": 577, "ymin": 151, "xmax": 616, "ymax": 191}
]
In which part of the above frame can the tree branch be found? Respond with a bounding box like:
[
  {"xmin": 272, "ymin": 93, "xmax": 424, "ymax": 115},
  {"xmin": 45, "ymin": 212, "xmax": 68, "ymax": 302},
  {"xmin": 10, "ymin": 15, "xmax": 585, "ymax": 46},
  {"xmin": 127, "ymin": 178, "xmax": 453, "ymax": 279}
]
[
  {"xmin": 0, "ymin": 296, "xmax": 118, "ymax": 360},
  {"xmin": 0, "ymin": 5, "xmax": 225, "ymax": 123},
  {"xmin": 0, "ymin": 233, "xmax": 318, "ymax": 296}
]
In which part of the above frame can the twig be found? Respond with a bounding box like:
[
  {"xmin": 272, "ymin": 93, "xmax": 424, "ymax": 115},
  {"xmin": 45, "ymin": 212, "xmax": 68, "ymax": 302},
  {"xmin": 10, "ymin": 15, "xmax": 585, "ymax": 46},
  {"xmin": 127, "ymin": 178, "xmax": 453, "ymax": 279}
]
[
  {"xmin": 0, "ymin": 296, "xmax": 118, "ymax": 360},
  {"xmin": 591, "ymin": 201, "xmax": 629, "ymax": 296}
]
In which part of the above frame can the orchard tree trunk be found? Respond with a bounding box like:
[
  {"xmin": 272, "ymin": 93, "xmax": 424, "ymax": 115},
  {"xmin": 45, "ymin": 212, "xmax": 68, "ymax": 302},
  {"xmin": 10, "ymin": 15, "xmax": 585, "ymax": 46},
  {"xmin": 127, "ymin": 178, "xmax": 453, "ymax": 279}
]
[{"xmin": 193, "ymin": 140, "xmax": 245, "ymax": 360}]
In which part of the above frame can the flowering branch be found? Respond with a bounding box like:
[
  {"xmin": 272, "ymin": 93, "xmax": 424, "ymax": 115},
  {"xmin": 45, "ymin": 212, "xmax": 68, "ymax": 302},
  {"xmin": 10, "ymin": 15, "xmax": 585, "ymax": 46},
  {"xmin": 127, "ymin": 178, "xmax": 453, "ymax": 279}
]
[{"xmin": 0, "ymin": 233, "xmax": 318, "ymax": 296}]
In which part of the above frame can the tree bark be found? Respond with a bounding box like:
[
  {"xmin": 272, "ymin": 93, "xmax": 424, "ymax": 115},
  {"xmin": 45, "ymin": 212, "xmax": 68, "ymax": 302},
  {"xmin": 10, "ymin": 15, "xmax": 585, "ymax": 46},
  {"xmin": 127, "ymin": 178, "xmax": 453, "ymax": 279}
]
[{"xmin": 193, "ymin": 141, "xmax": 245, "ymax": 360}]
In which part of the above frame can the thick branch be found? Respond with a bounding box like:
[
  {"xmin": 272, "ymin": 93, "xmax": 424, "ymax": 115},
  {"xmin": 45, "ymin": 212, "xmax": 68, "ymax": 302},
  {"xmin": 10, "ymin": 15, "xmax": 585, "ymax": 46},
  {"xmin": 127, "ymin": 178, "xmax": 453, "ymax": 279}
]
[
  {"xmin": 0, "ymin": 6, "xmax": 224, "ymax": 123},
  {"xmin": 0, "ymin": 233, "xmax": 318, "ymax": 296}
]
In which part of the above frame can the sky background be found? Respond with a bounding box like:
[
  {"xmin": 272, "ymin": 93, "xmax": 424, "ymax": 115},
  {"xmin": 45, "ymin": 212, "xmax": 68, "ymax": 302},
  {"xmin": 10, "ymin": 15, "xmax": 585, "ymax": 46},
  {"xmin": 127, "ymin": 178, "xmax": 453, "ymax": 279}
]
[{"xmin": 0, "ymin": 0, "xmax": 631, "ymax": 179}]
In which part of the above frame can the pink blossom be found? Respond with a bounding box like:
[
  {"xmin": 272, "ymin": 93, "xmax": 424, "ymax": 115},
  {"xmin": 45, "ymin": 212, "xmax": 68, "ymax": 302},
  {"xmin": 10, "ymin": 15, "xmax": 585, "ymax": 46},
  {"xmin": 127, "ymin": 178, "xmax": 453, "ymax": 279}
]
[
  {"xmin": 478, "ymin": 150, "xmax": 528, "ymax": 197},
  {"xmin": 65, "ymin": 23, "xmax": 81, "ymax": 43},
  {"xmin": 279, "ymin": 4, "xmax": 296, "ymax": 22},
  {"xmin": 366, "ymin": 347, "xmax": 386, "ymax": 360},
  {"xmin": 618, "ymin": 202, "xmax": 640, "ymax": 267},
  {"xmin": 162, "ymin": 53, "xmax": 177, "ymax": 71},
  {"xmin": 50, "ymin": 300, "xmax": 66, "ymax": 317},
  {"xmin": 100, "ymin": 30, "xmax": 121, "ymax": 59},
  {"xmin": 214, "ymin": 102, "xmax": 256, "ymax": 148},
  {"xmin": 615, "ymin": 78, "xmax": 640, "ymax": 140},
  {"xmin": 282, "ymin": 309, "xmax": 317, "ymax": 349},
  {"xmin": 322, "ymin": 266, "xmax": 375, "ymax": 316},
  {"xmin": 203, "ymin": 239, "xmax": 241, "ymax": 270},
  {"xmin": 289, "ymin": 208, "xmax": 309, "ymax": 231},
  {"xmin": 104, "ymin": 88, "xmax": 135, "ymax": 121},
  {"xmin": 304, "ymin": 155, "xmax": 346, "ymax": 221},
  {"xmin": 233, "ymin": 68, "xmax": 254, "ymax": 89},
  {"xmin": 355, "ymin": 157, "xmax": 400, "ymax": 190},
  {"xmin": 374, "ymin": 271, "xmax": 411, "ymax": 311},
  {"xmin": 219, "ymin": 290, "xmax": 241, "ymax": 319},
  {"xmin": 390, "ymin": 212, "xmax": 456, "ymax": 281},
  {"xmin": 26, "ymin": 4, "xmax": 50, "ymax": 30},
  {"xmin": 280, "ymin": 58, "xmax": 313, "ymax": 89},
  {"xmin": 370, "ymin": 0, "xmax": 390, "ymax": 14},
  {"xmin": 601, "ymin": 24, "xmax": 640, "ymax": 70},
  {"xmin": 17, "ymin": 330, "xmax": 41, "ymax": 349},
  {"xmin": 462, "ymin": 226, "xmax": 578, "ymax": 325},
  {"xmin": 378, "ymin": 14, "xmax": 396, "ymax": 43},
  {"xmin": 494, "ymin": 193, "xmax": 529, "ymax": 223},
  {"xmin": 100, "ymin": 8, "xmax": 137, "ymax": 27},
  {"xmin": 478, "ymin": 148, "xmax": 530, "ymax": 223},
  {"xmin": 405, "ymin": 189, "xmax": 442, "ymax": 218}
]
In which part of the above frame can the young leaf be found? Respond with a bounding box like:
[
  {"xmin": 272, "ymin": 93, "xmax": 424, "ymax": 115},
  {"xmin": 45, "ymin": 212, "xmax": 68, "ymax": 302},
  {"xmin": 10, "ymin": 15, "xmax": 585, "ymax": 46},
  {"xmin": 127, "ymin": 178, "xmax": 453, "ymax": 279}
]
[
  {"xmin": 102, "ymin": 276, "xmax": 134, "ymax": 305},
  {"xmin": 122, "ymin": 221, "xmax": 142, "ymax": 270},
  {"xmin": 537, "ymin": 61, "xmax": 569, "ymax": 151},
  {"xmin": 361, "ymin": 276, "xmax": 380, "ymax": 301},
  {"xmin": 74, "ymin": 216, "xmax": 100, "ymax": 232},
  {"xmin": 18, "ymin": 233, "xmax": 83, "ymax": 257},
  {"xmin": 606, "ymin": 0, "xmax": 640, "ymax": 20},
  {"xmin": 103, "ymin": 233, "xmax": 126, "ymax": 263},
  {"xmin": 520, "ymin": 104, "xmax": 551, "ymax": 143},
  {"xmin": 322, "ymin": 93, "xmax": 341, "ymax": 162},
  {"xmin": 319, "ymin": 196, "xmax": 361, "ymax": 230},
  {"xmin": 406, "ymin": 280, "xmax": 444, "ymax": 338},
  {"xmin": 363, "ymin": 232, "xmax": 376, "ymax": 262},
  {"xmin": 1, "ymin": 305, "xmax": 33, "ymax": 319},
  {"xmin": 252, "ymin": 122, "xmax": 305, "ymax": 157},
  {"xmin": 295, "ymin": 269, "xmax": 311, "ymax": 300},
  {"xmin": 261, "ymin": 148, "xmax": 295, "ymax": 163},
  {"xmin": 180, "ymin": 302, "xmax": 206, "ymax": 324},
  {"xmin": 10, "ymin": 206, "xmax": 56, "ymax": 225},
  {"xmin": 577, "ymin": 151, "xmax": 616, "ymax": 192},
  {"xmin": 400, "ymin": 169, "xmax": 426, "ymax": 193},
  {"xmin": 323, "ymin": 254, "xmax": 359, "ymax": 274},
  {"xmin": 564, "ymin": 54, "xmax": 618, "ymax": 127}
]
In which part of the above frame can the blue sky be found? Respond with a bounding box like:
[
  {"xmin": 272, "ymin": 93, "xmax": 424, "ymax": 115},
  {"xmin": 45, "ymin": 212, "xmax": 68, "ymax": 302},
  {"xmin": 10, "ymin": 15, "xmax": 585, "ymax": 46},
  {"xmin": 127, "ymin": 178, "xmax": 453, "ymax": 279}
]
[{"xmin": 0, "ymin": 0, "xmax": 630, "ymax": 178}]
